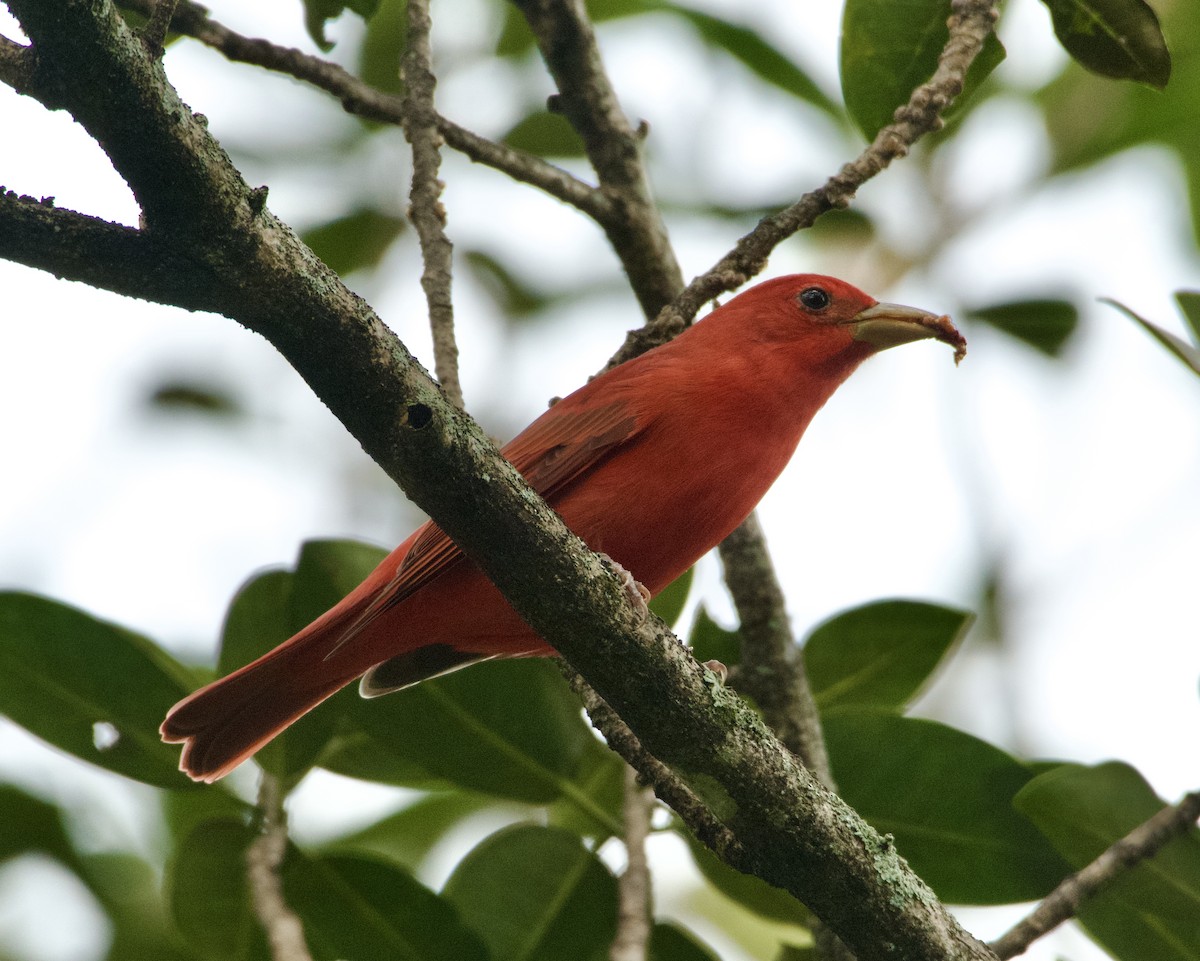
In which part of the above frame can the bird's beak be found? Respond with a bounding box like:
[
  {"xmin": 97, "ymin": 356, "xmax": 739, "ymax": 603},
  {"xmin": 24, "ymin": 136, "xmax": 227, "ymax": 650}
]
[{"xmin": 848, "ymin": 302, "xmax": 967, "ymax": 365}]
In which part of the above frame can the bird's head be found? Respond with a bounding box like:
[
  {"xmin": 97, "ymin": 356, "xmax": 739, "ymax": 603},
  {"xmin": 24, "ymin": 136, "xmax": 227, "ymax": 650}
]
[{"xmin": 727, "ymin": 274, "xmax": 966, "ymax": 366}]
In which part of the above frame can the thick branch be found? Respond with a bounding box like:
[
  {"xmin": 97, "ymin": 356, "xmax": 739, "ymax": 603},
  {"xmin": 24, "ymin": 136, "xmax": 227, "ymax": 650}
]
[
  {"xmin": 400, "ymin": 0, "xmax": 461, "ymax": 407},
  {"xmin": 991, "ymin": 791, "xmax": 1200, "ymax": 959},
  {"xmin": 511, "ymin": 0, "xmax": 683, "ymax": 317}
]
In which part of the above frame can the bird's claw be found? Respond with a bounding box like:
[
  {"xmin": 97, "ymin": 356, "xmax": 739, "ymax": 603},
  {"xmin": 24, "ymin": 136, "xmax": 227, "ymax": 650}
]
[
  {"xmin": 702, "ymin": 659, "xmax": 729, "ymax": 686},
  {"xmin": 598, "ymin": 552, "xmax": 650, "ymax": 617}
]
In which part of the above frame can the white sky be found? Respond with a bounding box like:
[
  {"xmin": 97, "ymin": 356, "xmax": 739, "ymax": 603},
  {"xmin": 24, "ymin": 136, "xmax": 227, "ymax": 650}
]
[{"xmin": 1, "ymin": 1, "xmax": 1198, "ymax": 960}]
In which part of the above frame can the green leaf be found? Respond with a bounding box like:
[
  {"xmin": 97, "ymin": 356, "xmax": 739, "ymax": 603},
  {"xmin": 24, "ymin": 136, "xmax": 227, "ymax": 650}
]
[
  {"xmin": 144, "ymin": 379, "xmax": 244, "ymax": 419},
  {"xmin": 302, "ymin": 0, "xmax": 380, "ymax": 51},
  {"xmin": 1015, "ymin": 762, "xmax": 1200, "ymax": 961},
  {"xmin": 502, "ymin": 111, "xmax": 586, "ymax": 158},
  {"xmin": 322, "ymin": 792, "xmax": 505, "ymax": 871},
  {"xmin": 463, "ymin": 249, "xmax": 564, "ymax": 319},
  {"xmin": 357, "ymin": 0, "xmax": 406, "ymax": 94},
  {"xmin": 684, "ymin": 834, "xmax": 808, "ymax": 924},
  {"xmin": 0, "ymin": 784, "xmax": 80, "ymax": 870},
  {"xmin": 840, "ymin": 0, "xmax": 1005, "ymax": 140},
  {"xmin": 1102, "ymin": 297, "xmax": 1200, "ymax": 377},
  {"xmin": 968, "ymin": 298, "xmax": 1080, "ymax": 357},
  {"xmin": 650, "ymin": 921, "xmax": 722, "ymax": 961},
  {"xmin": 662, "ymin": 5, "xmax": 839, "ymax": 118},
  {"xmin": 84, "ymin": 851, "xmax": 198, "ymax": 961},
  {"xmin": 1040, "ymin": 0, "xmax": 1171, "ymax": 89},
  {"xmin": 806, "ymin": 600, "xmax": 973, "ymax": 712},
  {"xmin": 688, "ymin": 606, "xmax": 741, "ymax": 668},
  {"xmin": 0, "ymin": 592, "xmax": 198, "ymax": 788},
  {"xmin": 824, "ymin": 711, "xmax": 1071, "ymax": 903},
  {"xmin": 303, "ymin": 208, "xmax": 407, "ymax": 277},
  {"xmin": 344, "ymin": 660, "xmax": 622, "ymax": 832},
  {"xmin": 167, "ymin": 819, "xmax": 259, "ymax": 959},
  {"xmin": 218, "ymin": 540, "xmax": 388, "ymax": 786},
  {"xmin": 287, "ymin": 852, "xmax": 489, "ymax": 961},
  {"xmin": 170, "ymin": 818, "xmax": 486, "ymax": 961},
  {"xmin": 650, "ymin": 567, "xmax": 693, "ymax": 627},
  {"xmin": 443, "ymin": 825, "xmax": 617, "ymax": 961},
  {"xmin": 1174, "ymin": 290, "xmax": 1200, "ymax": 344}
]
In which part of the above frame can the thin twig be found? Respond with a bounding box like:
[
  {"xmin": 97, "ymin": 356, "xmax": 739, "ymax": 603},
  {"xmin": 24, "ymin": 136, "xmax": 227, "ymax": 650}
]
[
  {"xmin": 246, "ymin": 774, "xmax": 314, "ymax": 961},
  {"xmin": 0, "ymin": 35, "xmax": 34, "ymax": 89},
  {"xmin": 400, "ymin": 0, "xmax": 461, "ymax": 407},
  {"xmin": 611, "ymin": 764, "xmax": 654, "ymax": 961},
  {"xmin": 140, "ymin": 0, "xmax": 180, "ymax": 57},
  {"xmin": 608, "ymin": 0, "xmax": 1001, "ymax": 366},
  {"xmin": 109, "ymin": 0, "xmax": 611, "ymax": 220},
  {"xmin": 990, "ymin": 790, "xmax": 1200, "ymax": 959}
]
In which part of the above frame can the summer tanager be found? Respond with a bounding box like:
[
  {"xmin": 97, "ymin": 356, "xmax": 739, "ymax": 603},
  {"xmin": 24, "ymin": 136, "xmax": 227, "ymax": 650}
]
[{"xmin": 162, "ymin": 274, "xmax": 964, "ymax": 782}]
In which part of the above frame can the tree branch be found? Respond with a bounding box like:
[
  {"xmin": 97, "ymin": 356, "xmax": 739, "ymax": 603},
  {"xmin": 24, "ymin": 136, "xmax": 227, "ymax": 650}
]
[
  {"xmin": 0, "ymin": 35, "xmax": 34, "ymax": 89},
  {"xmin": 611, "ymin": 764, "xmax": 654, "ymax": 961},
  {"xmin": 105, "ymin": 0, "xmax": 612, "ymax": 222},
  {"xmin": 990, "ymin": 790, "xmax": 1200, "ymax": 959},
  {"xmin": 400, "ymin": 0, "xmax": 461, "ymax": 407},
  {"xmin": 246, "ymin": 774, "xmax": 314, "ymax": 961},
  {"xmin": 511, "ymin": 0, "xmax": 684, "ymax": 318},
  {"xmin": 718, "ymin": 513, "xmax": 834, "ymax": 788}
]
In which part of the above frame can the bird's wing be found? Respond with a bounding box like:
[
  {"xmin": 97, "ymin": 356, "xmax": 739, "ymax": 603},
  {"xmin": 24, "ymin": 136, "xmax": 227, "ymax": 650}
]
[{"xmin": 326, "ymin": 396, "xmax": 644, "ymax": 658}]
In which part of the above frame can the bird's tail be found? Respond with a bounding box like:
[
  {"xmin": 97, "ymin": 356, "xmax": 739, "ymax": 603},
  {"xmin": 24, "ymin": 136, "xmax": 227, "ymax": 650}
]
[{"xmin": 161, "ymin": 597, "xmax": 376, "ymax": 784}]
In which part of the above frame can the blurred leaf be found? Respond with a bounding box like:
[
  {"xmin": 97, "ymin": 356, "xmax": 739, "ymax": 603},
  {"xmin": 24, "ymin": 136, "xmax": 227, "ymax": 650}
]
[
  {"xmin": 0, "ymin": 592, "xmax": 198, "ymax": 788},
  {"xmin": 1040, "ymin": 0, "xmax": 1171, "ymax": 88},
  {"xmin": 463, "ymin": 249, "xmax": 562, "ymax": 319},
  {"xmin": 824, "ymin": 710, "xmax": 1071, "ymax": 903},
  {"xmin": 689, "ymin": 606, "xmax": 741, "ymax": 668},
  {"xmin": 1102, "ymin": 297, "xmax": 1200, "ymax": 377},
  {"xmin": 1174, "ymin": 289, "xmax": 1200, "ymax": 343},
  {"xmin": 316, "ymin": 729, "xmax": 449, "ymax": 787},
  {"xmin": 83, "ymin": 851, "xmax": 196, "ymax": 961},
  {"xmin": 168, "ymin": 819, "xmax": 259, "ymax": 960},
  {"xmin": 161, "ymin": 785, "xmax": 253, "ymax": 848},
  {"xmin": 650, "ymin": 567, "xmax": 693, "ymax": 627},
  {"xmin": 968, "ymin": 298, "xmax": 1080, "ymax": 357},
  {"xmin": 684, "ymin": 834, "xmax": 808, "ymax": 924},
  {"xmin": 502, "ymin": 111, "xmax": 586, "ymax": 158},
  {"xmin": 218, "ymin": 540, "xmax": 387, "ymax": 786},
  {"xmin": 171, "ymin": 818, "xmax": 485, "ymax": 961},
  {"xmin": 303, "ymin": 208, "xmax": 406, "ymax": 277},
  {"xmin": 650, "ymin": 921, "xmax": 722, "ymax": 961},
  {"xmin": 1015, "ymin": 762, "xmax": 1200, "ymax": 961},
  {"xmin": 357, "ymin": 0, "xmax": 406, "ymax": 94},
  {"xmin": 145, "ymin": 379, "xmax": 243, "ymax": 419},
  {"xmin": 1037, "ymin": 1, "xmax": 1199, "ymax": 238},
  {"xmin": 345, "ymin": 660, "xmax": 622, "ymax": 831},
  {"xmin": 323, "ymin": 792, "xmax": 505, "ymax": 870},
  {"xmin": 443, "ymin": 825, "xmax": 617, "ymax": 961},
  {"xmin": 303, "ymin": 0, "xmax": 380, "ymax": 51},
  {"xmin": 806, "ymin": 600, "xmax": 973, "ymax": 712},
  {"xmin": 663, "ymin": 5, "xmax": 839, "ymax": 117},
  {"xmin": 0, "ymin": 784, "xmax": 80, "ymax": 870},
  {"xmin": 497, "ymin": 0, "xmax": 652, "ymax": 57},
  {"xmin": 547, "ymin": 734, "xmax": 626, "ymax": 839},
  {"xmin": 287, "ymin": 852, "xmax": 489, "ymax": 961},
  {"xmin": 840, "ymin": 0, "xmax": 1005, "ymax": 140}
]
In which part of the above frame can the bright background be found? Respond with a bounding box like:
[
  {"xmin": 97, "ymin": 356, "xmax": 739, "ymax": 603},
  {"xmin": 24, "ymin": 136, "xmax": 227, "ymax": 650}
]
[{"xmin": 1, "ymin": 0, "xmax": 1197, "ymax": 959}]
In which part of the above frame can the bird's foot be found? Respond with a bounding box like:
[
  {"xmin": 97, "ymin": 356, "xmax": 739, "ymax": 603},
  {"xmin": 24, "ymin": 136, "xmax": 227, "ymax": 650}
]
[
  {"xmin": 702, "ymin": 659, "xmax": 729, "ymax": 686},
  {"xmin": 598, "ymin": 553, "xmax": 650, "ymax": 617}
]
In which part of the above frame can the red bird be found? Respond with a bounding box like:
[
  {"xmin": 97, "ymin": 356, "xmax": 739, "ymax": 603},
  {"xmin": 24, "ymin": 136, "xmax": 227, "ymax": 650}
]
[{"xmin": 162, "ymin": 275, "xmax": 964, "ymax": 782}]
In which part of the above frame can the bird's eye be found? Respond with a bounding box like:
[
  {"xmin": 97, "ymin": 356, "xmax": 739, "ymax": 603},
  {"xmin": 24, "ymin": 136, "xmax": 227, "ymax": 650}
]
[{"xmin": 799, "ymin": 287, "xmax": 831, "ymax": 311}]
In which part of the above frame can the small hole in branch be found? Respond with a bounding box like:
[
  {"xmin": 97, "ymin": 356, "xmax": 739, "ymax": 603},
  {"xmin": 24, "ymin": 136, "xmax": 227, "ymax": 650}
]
[{"xmin": 403, "ymin": 403, "xmax": 432, "ymax": 430}]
